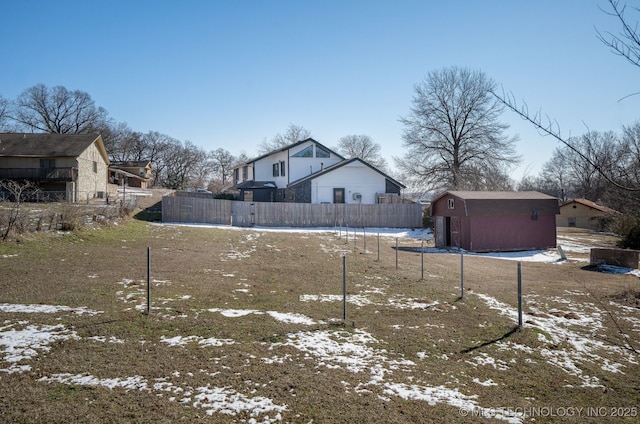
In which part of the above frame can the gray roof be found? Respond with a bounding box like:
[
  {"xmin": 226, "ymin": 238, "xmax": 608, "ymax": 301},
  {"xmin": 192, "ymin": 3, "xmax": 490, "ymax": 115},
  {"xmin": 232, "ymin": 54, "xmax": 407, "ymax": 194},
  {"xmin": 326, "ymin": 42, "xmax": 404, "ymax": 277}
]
[
  {"xmin": 0, "ymin": 133, "xmax": 103, "ymax": 158},
  {"xmin": 444, "ymin": 191, "xmax": 558, "ymax": 200},
  {"xmin": 288, "ymin": 157, "xmax": 406, "ymax": 189},
  {"xmin": 244, "ymin": 138, "xmax": 345, "ymax": 165},
  {"xmin": 110, "ymin": 160, "xmax": 151, "ymax": 168},
  {"xmin": 432, "ymin": 190, "xmax": 560, "ymax": 216}
]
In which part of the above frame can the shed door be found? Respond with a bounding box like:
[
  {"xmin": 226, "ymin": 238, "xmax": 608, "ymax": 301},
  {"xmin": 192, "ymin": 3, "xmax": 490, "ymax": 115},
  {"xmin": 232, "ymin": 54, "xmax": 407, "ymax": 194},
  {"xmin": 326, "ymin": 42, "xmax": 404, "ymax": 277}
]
[
  {"xmin": 435, "ymin": 216, "xmax": 445, "ymax": 248},
  {"xmin": 450, "ymin": 216, "xmax": 461, "ymax": 248}
]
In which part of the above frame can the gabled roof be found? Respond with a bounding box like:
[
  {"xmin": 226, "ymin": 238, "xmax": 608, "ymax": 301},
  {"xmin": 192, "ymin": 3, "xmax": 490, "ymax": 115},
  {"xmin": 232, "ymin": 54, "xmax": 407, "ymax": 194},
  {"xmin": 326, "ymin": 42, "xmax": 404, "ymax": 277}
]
[
  {"xmin": 110, "ymin": 160, "xmax": 152, "ymax": 168},
  {"xmin": 436, "ymin": 191, "xmax": 558, "ymax": 201},
  {"xmin": 431, "ymin": 190, "xmax": 560, "ymax": 216},
  {"xmin": 245, "ymin": 138, "xmax": 345, "ymax": 164},
  {"xmin": 560, "ymin": 198, "xmax": 619, "ymax": 215},
  {"xmin": 288, "ymin": 157, "xmax": 406, "ymax": 189},
  {"xmin": 0, "ymin": 133, "xmax": 109, "ymax": 165}
]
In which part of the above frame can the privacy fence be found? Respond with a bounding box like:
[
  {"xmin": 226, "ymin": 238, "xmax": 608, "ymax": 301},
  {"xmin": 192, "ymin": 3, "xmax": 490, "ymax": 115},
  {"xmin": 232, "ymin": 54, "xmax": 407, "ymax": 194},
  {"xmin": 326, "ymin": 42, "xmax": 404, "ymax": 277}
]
[{"xmin": 162, "ymin": 194, "xmax": 424, "ymax": 228}]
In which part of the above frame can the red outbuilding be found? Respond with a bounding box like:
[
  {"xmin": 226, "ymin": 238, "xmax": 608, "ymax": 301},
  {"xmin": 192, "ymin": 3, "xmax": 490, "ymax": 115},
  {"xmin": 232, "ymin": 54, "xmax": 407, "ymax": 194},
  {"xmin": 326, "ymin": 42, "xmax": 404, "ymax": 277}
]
[{"xmin": 430, "ymin": 191, "xmax": 560, "ymax": 252}]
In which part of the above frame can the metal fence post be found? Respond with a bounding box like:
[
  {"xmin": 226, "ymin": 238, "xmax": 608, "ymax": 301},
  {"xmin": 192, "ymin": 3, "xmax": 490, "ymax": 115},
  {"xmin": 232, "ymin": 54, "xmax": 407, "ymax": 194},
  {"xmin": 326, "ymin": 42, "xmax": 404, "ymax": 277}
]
[
  {"xmin": 518, "ymin": 261, "xmax": 523, "ymax": 327},
  {"xmin": 343, "ymin": 255, "xmax": 347, "ymax": 321},
  {"xmin": 395, "ymin": 238, "xmax": 399, "ymax": 270},
  {"xmin": 146, "ymin": 247, "xmax": 151, "ymax": 314},
  {"xmin": 420, "ymin": 240, "xmax": 424, "ymax": 280},
  {"xmin": 460, "ymin": 253, "xmax": 464, "ymax": 299}
]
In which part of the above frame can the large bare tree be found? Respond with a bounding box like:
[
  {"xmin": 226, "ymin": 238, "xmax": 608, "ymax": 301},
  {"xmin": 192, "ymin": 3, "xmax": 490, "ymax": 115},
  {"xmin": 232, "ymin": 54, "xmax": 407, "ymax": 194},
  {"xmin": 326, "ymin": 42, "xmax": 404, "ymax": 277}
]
[
  {"xmin": 11, "ymin": 84, "xmax": 108, "ymax": 134},
  {"xmin": 335, "ymin": 134, "xmax": 388, "ymax": 170},
  {"xmin": 396, "ymin": 67, "xmax": 519, "ymax": 191},
  {"xmin": 258, "ymin": 123, "xmax": 311, "ymax": 154},
  {"xmin": 597, "ymin": 0, "xmax": 640, "ymax": 73},
  {"xmin": 0, "ymin": 94, "xmax": 9, "ymax": 131},
  {"xmin": 209, "ymin": 148, "xmax": 236, "ymax": 190}
]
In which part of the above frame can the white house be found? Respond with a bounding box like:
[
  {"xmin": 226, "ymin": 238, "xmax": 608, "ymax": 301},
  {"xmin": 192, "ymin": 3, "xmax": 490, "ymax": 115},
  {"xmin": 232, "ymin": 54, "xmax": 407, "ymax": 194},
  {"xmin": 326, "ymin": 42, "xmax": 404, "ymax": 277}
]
[{"xmin": 231, "ymin": 138, "xmax": 405, "ymax": 204}]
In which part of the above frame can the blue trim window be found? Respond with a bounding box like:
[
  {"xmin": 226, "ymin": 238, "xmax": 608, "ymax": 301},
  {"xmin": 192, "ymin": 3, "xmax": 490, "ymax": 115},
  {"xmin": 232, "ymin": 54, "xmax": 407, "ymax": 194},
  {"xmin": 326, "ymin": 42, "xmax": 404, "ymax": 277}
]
[
  {"xmin": 316, "ymin": 145, "xmax": 330, "ymax": 158},
  {"xmin": 292, "ymin": 145, "xmax": 313, "ymax": 157}
]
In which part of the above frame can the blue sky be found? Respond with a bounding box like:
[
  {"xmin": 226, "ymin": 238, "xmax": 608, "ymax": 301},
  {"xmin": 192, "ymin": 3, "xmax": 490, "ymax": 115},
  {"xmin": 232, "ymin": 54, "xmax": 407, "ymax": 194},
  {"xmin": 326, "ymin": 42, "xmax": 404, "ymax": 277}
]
[{"xmin": 2, "ymin": 0, "xmax": 639, "ymax": 181}]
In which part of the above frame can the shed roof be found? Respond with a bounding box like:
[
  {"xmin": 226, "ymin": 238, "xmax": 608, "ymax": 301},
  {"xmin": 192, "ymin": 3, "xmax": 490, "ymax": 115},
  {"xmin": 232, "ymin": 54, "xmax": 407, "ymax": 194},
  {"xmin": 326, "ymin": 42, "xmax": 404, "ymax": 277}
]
[
  {"xmin": 0, "ymin": 133, "xmax": 109, "ymax": 164},
  {"xmin": 432, "ymin": 190, "xmax": 560, "ymax": 216},
  {"xmin": 443, "ymin": 191, "xmax": 558, "ymax": 200}
]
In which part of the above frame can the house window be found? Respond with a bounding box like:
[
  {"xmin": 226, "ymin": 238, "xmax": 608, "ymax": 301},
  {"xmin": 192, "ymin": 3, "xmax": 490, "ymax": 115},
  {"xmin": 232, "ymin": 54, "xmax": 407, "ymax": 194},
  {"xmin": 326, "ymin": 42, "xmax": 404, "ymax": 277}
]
[
  {"xmin": 316, "ymin": 145, "xmax": 330, "ymax": 158},
  {"xmin": 244, "ymin": 190, "xmax": 253, "ymax": 202},
  {"xmin": 447, "ymin": 199, "xmax": 455, "ymax": 209},
  {"xmin": 568, "ymin": 217, "xmax": 576, "ymax": 227},
  {"xmin": 292, "ymin": 146, "xmax": 313, "ymax": 157},
  {"xmin": 280, "ymin": 161, "xmax": 285, "ymax": 176},
  {"xmin": 333, "ymin": 188, "xmax": 345, "ymax": 204},
  {"xmin": 272, "ymin": 162, "xmax": 280, "ymax": 177},
  {"xmin": 93, "ymin": 161, "xmax": 98, "ymax": 173},
  {"xmin": 242, "ymin": 166, "xmax": 248, "ymax": 180},
  {"xmin": 531, "ymin": 209, "xmax": 538, "ymax": 221},
  {"xmin": 40, "ymin": 159, "xmax": 55, "ymax": 169}
]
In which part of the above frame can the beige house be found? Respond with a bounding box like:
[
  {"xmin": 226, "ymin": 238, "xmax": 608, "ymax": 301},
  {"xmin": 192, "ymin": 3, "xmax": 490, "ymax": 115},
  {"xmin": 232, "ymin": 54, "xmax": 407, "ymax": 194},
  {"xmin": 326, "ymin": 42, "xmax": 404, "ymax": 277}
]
[
  {"xmin": 109, "ymin": 160, "xmax": 152, "ymax": 188},
  {"xmin": 558, "ymin": 198, "xmax": 619, "ymax": 231},
  {"xmin": 0, "ymin": 133, "xmax": 110, "ymax": 202}
]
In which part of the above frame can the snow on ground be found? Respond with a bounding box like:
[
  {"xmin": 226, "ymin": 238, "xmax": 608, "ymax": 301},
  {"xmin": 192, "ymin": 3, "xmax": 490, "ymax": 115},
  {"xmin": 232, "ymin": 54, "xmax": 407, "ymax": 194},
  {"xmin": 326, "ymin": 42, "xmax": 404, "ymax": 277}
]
[
  {"xmin": 474, "ymin": 291, "xmax": 639, "ymax": 388},
  {"xmin": 160, "ymin": 222, "xmax": 638, "ymax": 268},
  {"xmin": 0, "ymin": 303, "xmax": 102, "ymax": 315},
  {"xmin": 159, "ymin": 222, "xmax": 433, "ymax": 241},
  {"xmin": 39, "ymin": 372, "xmax": 287, "ymax": 422},
  {"xmin": 0, "ymin": 322, "xmax": 79, "ymax": 374},
  {"xmin": 1, "ymin": 226, "xmax": 637, "ymax": 421}
]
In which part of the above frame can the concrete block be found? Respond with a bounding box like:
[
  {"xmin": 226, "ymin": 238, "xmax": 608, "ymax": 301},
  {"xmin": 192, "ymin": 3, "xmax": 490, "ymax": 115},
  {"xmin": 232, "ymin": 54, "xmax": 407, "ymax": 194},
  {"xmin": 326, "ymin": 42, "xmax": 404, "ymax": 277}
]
[{"xmin": 590, "ymin": 248, "xmax": 639, "ymax": 269}]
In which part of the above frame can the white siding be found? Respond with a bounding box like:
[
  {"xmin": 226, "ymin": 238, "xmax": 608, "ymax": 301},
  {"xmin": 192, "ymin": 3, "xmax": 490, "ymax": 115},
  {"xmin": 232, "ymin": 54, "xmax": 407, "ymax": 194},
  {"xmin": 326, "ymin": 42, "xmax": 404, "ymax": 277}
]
[
  {"xmin": 311, "ymin": 161, "xmax": 386, "ymax": 204},
  {"xmin": 254, "ymin": 151, "xmax": 288, "ymax": 187},
  {"xmin": 252, "ymin": 140, "xmax": 342, "ymax": 188},
  {"xmin": 287, "ymin": 141, "xmax": 341, "ymax": 184}
]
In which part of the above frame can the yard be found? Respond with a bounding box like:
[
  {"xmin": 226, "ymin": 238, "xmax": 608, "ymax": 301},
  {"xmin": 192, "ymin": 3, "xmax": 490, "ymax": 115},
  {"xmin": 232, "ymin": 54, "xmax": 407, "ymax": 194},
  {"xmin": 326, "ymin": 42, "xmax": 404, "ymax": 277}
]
[{"xmin": 0, "ymin": 220, "xmax": 638, "ymax": 423}]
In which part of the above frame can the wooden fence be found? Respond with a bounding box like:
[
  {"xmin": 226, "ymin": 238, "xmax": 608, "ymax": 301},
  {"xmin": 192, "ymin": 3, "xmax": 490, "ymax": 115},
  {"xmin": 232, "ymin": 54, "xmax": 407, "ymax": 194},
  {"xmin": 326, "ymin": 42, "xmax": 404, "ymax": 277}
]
[{"xmin": 162, "ymin": 194, "xmax": 424, "ymax": 228}]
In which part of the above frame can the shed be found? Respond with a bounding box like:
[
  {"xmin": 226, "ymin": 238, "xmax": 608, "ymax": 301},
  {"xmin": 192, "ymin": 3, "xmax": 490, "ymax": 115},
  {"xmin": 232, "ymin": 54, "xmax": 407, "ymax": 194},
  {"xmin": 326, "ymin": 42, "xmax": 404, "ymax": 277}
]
[
  {"xmin": 430, "ymin": 191, "xmax": 560, "ymax": 252},
  {"xmin": 558, "ymin": 198, "xmax": 619, "ymax": 231}
]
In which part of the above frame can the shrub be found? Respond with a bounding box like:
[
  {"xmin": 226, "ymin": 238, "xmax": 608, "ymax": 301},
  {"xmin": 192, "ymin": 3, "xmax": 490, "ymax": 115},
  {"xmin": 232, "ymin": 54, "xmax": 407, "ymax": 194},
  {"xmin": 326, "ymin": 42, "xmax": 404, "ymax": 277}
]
[
  {"xmin": 611, "ymin": 215, "xmax": 640, "ymax": 249},
  {"xmin": 422, "ymin": 205, "xmax": 433, "ymax": 229}
]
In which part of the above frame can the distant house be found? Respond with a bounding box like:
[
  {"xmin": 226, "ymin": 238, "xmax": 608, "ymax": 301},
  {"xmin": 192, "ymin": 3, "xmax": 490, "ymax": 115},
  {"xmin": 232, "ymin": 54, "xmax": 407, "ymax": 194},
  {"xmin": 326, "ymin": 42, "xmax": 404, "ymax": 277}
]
[
  {"xmin": 558, "ymin": 198, "xmax": 619, "ymax": 231},
  {"xmin": 109, "ymin": 160, "xmax": 152, "ymax": 189},
  {"xmin": 230, "ymin": 138, "xmax": 405, "ymax": 203},
  {"xmin": 430, "ymin": 191, "xmax": 560, "ymax": 252},
  {"xmin": 0, "ymin": 133, "xmax": 110, "ymax": 202}
]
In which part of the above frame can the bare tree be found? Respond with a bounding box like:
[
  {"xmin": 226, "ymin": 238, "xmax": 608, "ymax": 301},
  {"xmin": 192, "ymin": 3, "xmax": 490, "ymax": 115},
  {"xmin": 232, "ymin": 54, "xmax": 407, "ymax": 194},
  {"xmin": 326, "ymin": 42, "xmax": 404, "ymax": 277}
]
[
  {"xmin": 258, "ymin": 123, "xmax": 311, "ymax": 154},
  {"xmin": 620, "ymin": 121, "xmax": 640, "ymax": 189},
  {"xmin": 209, "ymin": 148, "xmax": 236, "ymax": 191},
  {"xmin": 158, "ymin": 140, "xmax": 207, "ymax": 190},
  {"xmin": 100, "ymin": 122, "xmax": 142, "ymax": 162},
  {"xmin": 335, "ymin": 134, "xmax": 388, "ymax": 170},
  {"xmin": 0, "ymin": 94, "xmax": 9, "ymax": 131},
  {"xmin": 11, "ymin": 84, "xmax": 108, "ymax": 134},
  {"xmin": 597, "ymin": 0, "xmax": 640, "ymax": 73},
  {"xmin": 0, "ymin": 180, "xmax": 39, "ymax": 241},
  {"xmin": 396, "ymin": 67, "xmax": 520, "ymax": 191}
]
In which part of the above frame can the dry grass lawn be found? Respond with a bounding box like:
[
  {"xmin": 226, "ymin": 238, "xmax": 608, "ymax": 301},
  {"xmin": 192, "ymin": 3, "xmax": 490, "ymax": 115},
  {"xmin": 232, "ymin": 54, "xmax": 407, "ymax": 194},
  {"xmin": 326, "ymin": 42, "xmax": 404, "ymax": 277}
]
[{"xmin": 0, "ymin": 219, "xmax": 638, "ymax": 423}]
